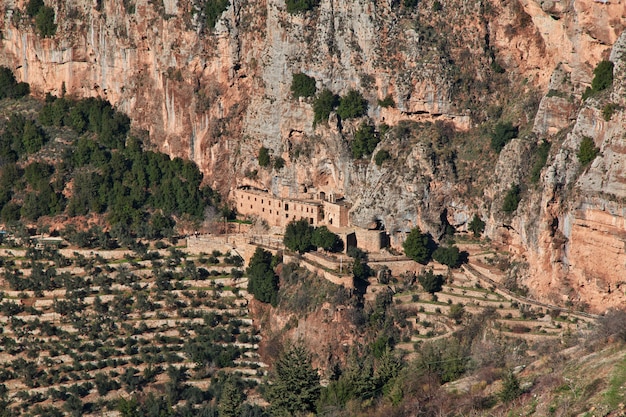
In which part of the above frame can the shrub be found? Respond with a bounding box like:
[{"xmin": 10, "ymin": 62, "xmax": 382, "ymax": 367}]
[
  {"xmin": 530, "ymin": 140, "xmax": 551, "ymax": 183},
  {"xmin": 337, "ymin": 90, "xmax": 368, "ymax": 120},
  {"xmin": 449, "ymin": 303, "xmax": 465, "ymax": 322},
  {"xmin": 602, "ymin": 103, "xmax": 618, "ymax": 121},
  {"xmin": 502, "ymin": 184, "xmax": 521, "ymax": 213},
  {"xmin": 351, "ymin": 123, "xmax": 379, "ymax": 159},
  {"xmin": 591, "ymin": 60, "xmax": 614, "ymax": 93},
  {"xmin": 203, "ymin": 0, "xmax": 230, "ymax": 29},
  {"xmin": 417, "ymin": 269, "xmax": 444, "ymax": 294},
  {"xmin": 582, "ymin": 60, "xmax": 614, "ymax": 100},
  {"xmin": 274, "ymin": 156, "xmax": 285, "ymax": 170},
  {"xmin": 490, "ymin": 122, "xmax": 518, "ymax": 153},
  {"xmin": 258, "ymin": 146, "xmax": 270, "ymax": 167},
  {"xmin": 468, "ymin": 214, "xmax": 485, "ymax": 237},
  {"xmin": 286, "ymin": 0, "xmax": 319, "ymax": 13},
  {"xmin": 352, "ymin": 258, "xmax": 371, "ymax": 282},
  {"xmin": 291, "ymin": 73, "xmax": 316, "ymax": 98},
  {"xmin": 374, "ymin": 149, "xmax": 391, "ymax": 166},
  {"xmin": 577, "ymin": 136, "xmax": 599, "ymax": 166},
  {"xmin": 378, "ymin": 95, "xmax": 395, "ymax": 108},
  {"xmin": 35, "ymin": 6, "xmax": 56, "ymax": 37},
  {"xmin": 498, "ymin": 371, "xmax": 522, "ymax": 403},
  {"xmin": 313, "ymin": 89, "xmax": 339, "ymax": 126}
]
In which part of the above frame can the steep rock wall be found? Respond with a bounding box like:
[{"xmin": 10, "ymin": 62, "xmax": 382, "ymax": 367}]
[{"xmin": 1, "ymin": 0, "xmax": 626, "ymax": 312}]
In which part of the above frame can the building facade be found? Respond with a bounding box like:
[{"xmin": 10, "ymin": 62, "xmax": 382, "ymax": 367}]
[{"xmin": 233, "ymin": 187, "xmax": 350, "ymax": 228}]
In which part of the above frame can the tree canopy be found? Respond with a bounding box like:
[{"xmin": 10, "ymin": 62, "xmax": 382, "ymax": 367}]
[
  {"xmin": 403, "ymin": 227, "xmax": 435, "ymax": 265},
  {"xmin": 490, "ymin": 121, "xmax": 518, "ymax": 153},
  {"xmin": 291, "ymin": 73, "xmax": 317, "ymax": 98},
  {"xmin": 283, "ymin": 219, "xmax": 315, "ymax": 253},
  {"xmin": 246, "ymin": 247, "xmax": 279, "ymax": 306},
  {"xmin": 313, "ymin": 89, "xmax": 339, "ymax": 126},
  {"xmin": 267, "ymin": 344, "xmax": 320, "ymax": 416},
  {"xmin": 311, "ymin": 226, "xmax": 343, "ymax": 252},
  {"xmin": 418, "ymin": 269, "xmax": 444, "ymax": 294},
  {"xmin": 337, "ymin": 89, "xmax": 368, "ymax": 120}
]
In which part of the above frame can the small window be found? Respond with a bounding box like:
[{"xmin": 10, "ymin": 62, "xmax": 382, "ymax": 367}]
[
  {"xmin": 309, "ymin": 218, "xmax": 314, "ymax": 224},
  {"xmin": 270, "ymin": 210, "xmax": 272, "ymax": 214},
  {"xmin": 285, "ymin": 203, "xmax": 289, "ymax": 211},
  {"xmin": 240, "ymin": 203, "xmax": 242, "ymax": 207},
  {"xmin": 262, "ymin": 208, "xmax": 265, "ymax": 212},
  {"xmin": 248, "ymin": 196, "xmax": 250, "ymax": 200},
  {"xmin": 279, "ymin": 202, "xmax": 281, "ymax": 208},
  {"xmin": 254, "ymin": 197, "xmax": 257, "ymax": 201},
  {"xmin": 262, "ymin": 199, "xmax": 264, "ymax": 204},
  {"xmin": 285, "ymin": 214, "xmax": 289, "ymax": 218},
  {"xmin": 250, "ymin": 205, "xmax": 252, "ymax": 209}
]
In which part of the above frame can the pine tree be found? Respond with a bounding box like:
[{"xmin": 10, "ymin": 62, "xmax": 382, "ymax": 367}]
[
  {"xmin": 218, "ymin": 377, "xmax": 245, "ymax": 417},
  {"xmin": 268, "ymin": 344, "xmax": 321, "ymax": 416}
]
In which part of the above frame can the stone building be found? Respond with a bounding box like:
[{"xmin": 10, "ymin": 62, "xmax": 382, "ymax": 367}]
[{"xmin": 233, "ymin": 187, "xmax": 350, "ymax": 228}]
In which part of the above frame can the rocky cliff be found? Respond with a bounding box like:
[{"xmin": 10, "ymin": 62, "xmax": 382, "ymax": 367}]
[{"xmin": 1, "ymin": 0, "xmax": 625, "ymax": 312}]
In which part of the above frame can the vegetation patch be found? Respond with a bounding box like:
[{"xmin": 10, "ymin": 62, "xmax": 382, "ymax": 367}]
[
  {"xmin": 291, "ymin": 73, "xmax": 317, "ymax": 98},
  {"xmin": 577, "ymin": 136, "xmax": 599, "ymax": 167},
  {"xmin": 313, "ymin": 89, "xmax": 339, "ymax": 126},
  {"xmin": 490, "ymin": 121, "xmax": 518, "ymax": 153},
  {"xmin": 502, "ymin": 183, "xmax": 522, "ymax": 213}
]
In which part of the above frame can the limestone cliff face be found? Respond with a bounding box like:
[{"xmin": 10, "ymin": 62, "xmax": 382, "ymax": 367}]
[{"xmin": 1, "ymin": 0, "xmax": 625, "ymax": 312}]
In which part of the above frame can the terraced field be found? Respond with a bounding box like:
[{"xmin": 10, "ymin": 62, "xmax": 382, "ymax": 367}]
[
  {"xmin": 0, "ymin": 243, "xmax": 266, "ymax": 416},
  {"xmin": 367, "ymin": 251, "xmax": 596, "ymax": 355}
]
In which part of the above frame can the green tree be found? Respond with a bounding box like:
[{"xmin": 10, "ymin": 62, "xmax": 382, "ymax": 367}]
[
  {"xmin": 337, "ymin": 89, "xmax": 368, "ymax": 120},
  {"xmin": 286, "ymin": 0, "xmax": 319, "ymax": 13},
  {"xmin": 499, "ymin": 371, "xmax": 522, "ymax": 403},
  {"xmin": 218, "ymin": 377, "xmax": 245, "ymax": 417},
  {"xmin": 0, "ymin": 67, "xmax": 30, "ymax": 99},
  {"xmin": 311, "ymin": 226, "xmax": 343, "ymax": 252},
  {"xmin": 291, "ymin": 73, "xmax": 316, "ymax": 98},
  {"xmin": 577, "ymin": 136, "xmax": 599, "ymax": 166},
  {"xmin": 267, "ymin": 344, "xmax": 320, "ymax": 416},
  {"xmin": 502, "ymin": 183, "xmax": 521, "ymax": 213},
  {"xmin": 432, "ymin": 245, "xmax": 462, "ymax": 268},
  {"xmin": 448, "ymin": 303, "xmax": 465, "ymax": 323},
  {"xmin": 258, "ymin": 146, "xmax": 270, "ymax": 167},
  {"xmin": 403, "ymin": 227, "xmax": 435, "ymax": 264},
  {"xmin": 417, "ymin": 269, "xmax": 444, "ymax": 294},
  {"xmin": 374, "ymin": 149, "xmax": 391, "ymax": 166},
  {"xmin": 246, "ymin": 247, "xmax": 279, "ymax": 306},
  {"xmin": 468, "ymin": 214, "xmax": 485, "ymax": 237},
  {"xmin": 490, "ymin": 121, "xmax": 518, "ymax": 153},
  {"xmin": 591, "ymin": 60, "xmax": 614, "ymax": 92},
  {"xmin": 352, "ymin": 258, "xmax": 371, "ymax": 282},
  {"xmin": 203, "ymin": 0, "xmax": 230, "ymax": 29},
  {"xmin": 283, "ymin": 219, "xmax": 314, "ymax": 253},
  {"xmin": 26, "ymin": 0, "xmax": 44, "ymax": 16},
  {"xmin": 351, "ymin": 122, "xmax": 379, "ymax": 159},
  {"xmin": 313, "ymin": 89, "xmax": 339, "ymax": 126},
  {"xmin": 22, "ymin": 120, "xmax": 47, "ymax": 154},
  {"xmin": 377, "ymin": 94, "xmax": 395, "ymax": 108},
  {"xmin": 35, "ymin": 6, "xmax": 57, "ymax": 37}
]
